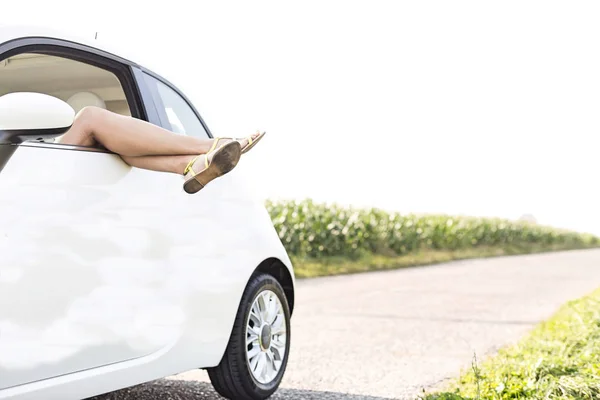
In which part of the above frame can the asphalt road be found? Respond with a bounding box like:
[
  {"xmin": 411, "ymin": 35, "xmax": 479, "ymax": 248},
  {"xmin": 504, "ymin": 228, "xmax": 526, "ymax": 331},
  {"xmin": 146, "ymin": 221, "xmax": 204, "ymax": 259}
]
[{"xmin": 90, "ymin": 249, "xmax": 600, "ymax": 400}]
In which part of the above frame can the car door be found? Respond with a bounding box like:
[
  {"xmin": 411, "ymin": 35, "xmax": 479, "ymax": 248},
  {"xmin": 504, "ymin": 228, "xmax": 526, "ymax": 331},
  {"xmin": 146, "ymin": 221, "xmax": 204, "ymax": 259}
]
[{"xmin": 0, "ymin": 41, "xmax": 186, "ymax": 389}]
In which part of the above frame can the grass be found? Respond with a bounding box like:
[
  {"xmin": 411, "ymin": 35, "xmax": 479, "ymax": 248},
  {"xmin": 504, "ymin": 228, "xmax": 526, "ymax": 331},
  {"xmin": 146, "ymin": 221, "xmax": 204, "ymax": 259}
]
[
  {"xmin": 422, "ymin": 287, "xmax": 600, "ymax": 400},
  {"xmin": 291, "ymin": 243, "xmax": 599, "ymax": 279}
]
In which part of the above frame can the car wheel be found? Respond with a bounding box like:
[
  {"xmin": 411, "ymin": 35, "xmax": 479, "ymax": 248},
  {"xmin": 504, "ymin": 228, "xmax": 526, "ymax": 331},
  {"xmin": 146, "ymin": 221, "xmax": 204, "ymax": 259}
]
[{"xmin": 208, "ymin": 273, "xmax": 291, "ymax": 400}]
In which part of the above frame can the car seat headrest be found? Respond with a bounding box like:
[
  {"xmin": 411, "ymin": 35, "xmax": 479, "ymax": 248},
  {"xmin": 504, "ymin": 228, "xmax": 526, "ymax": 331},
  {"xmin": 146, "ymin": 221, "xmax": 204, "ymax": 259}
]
[{"xmin": 66, "ymin": 91, "xmax": 106, "ymax": 114}]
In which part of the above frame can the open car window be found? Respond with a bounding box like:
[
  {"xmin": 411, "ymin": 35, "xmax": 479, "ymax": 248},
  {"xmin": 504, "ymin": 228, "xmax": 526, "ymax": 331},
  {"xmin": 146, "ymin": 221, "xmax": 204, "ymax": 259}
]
[{"xmin": 0, "ymin": 53, "xmax": 132, "ymax": 144}]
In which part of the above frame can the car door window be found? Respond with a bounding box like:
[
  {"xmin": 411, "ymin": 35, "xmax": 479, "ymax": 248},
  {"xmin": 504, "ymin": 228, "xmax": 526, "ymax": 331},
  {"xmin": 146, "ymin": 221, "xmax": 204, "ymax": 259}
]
[
  {"xmin": 0, "ymin": 53, "xmax": 132, "ymax": 117},
  {"xmin": 0, "ymin": 52, "xmax": 134, "ymax": 147},
  {"xmin": 143, "ymin": 74, "xmax": 209, "ymax": 138}
]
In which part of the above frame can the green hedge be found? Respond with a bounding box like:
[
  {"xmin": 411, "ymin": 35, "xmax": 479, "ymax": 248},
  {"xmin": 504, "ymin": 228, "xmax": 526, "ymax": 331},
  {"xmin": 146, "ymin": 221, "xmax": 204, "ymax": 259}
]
[{"xmin": 266, "ymin": 199, "xmax": 600, "ymax": 259}]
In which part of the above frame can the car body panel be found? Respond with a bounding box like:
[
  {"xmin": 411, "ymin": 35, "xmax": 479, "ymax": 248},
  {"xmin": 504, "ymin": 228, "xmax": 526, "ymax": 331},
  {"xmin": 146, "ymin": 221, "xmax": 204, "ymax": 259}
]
[{"xmin": 0, "ymin": 27, "xmax": 294, "ymax": 400}]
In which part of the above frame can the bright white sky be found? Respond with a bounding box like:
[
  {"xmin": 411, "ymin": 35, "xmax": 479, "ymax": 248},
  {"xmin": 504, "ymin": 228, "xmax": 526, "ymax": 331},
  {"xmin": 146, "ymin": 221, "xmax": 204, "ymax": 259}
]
[{"xmin": 4, "ymin": 1, "xmax": 600, "ymax": 234}]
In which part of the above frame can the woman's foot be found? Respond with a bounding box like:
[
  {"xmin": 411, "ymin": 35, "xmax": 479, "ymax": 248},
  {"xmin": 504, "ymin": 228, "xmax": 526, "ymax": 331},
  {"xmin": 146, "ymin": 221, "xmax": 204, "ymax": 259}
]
[
  {"xmin": 237, "ymin": 131, "xmax": 262, "ymax": 151},
  {"xmin": 182, "ymin": 140, "xmax": 242, "ymax": 194},
  {"xmin": 211, "ymin": 131, "xmax": 265, "ymax": 154}
]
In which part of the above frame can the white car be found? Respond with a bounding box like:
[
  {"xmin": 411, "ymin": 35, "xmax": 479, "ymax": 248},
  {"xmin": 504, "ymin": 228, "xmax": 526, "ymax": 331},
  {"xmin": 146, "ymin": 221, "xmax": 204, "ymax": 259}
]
[{"xmin": 0, "ymin": 26, "xmax": 295, "ymax": 400}]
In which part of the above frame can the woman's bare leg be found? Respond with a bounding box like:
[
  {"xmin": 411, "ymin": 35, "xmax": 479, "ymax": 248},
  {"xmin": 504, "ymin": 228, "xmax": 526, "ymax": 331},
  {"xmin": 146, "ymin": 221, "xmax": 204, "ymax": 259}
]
[
  {"xmin": 59, "ymin": 106, "xmax": 216, "ymax": 157},
  {"xmin": 120, "ymin": 155, "xmax": 194, "ymax": 174},
  {"xmin": 59, "ymin": 106, "xmax": 260, "ymax": 175}
]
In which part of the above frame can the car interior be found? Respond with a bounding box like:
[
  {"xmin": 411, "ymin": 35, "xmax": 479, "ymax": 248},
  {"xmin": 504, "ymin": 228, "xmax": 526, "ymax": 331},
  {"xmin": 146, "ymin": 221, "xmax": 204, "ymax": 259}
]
[
  {"xmin": 0, "ymin": 52, "xmax": 130, "ymax": 116},
  {"xmin": 0, "ymin": 52, "xmax": 132, "ymax": 144}
]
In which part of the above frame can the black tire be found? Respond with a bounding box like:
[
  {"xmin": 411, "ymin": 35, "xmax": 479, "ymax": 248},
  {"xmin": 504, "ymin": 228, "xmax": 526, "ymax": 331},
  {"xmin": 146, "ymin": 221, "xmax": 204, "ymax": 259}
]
[{"xmin": 207, "ymin": 273, "xmax": 291, "ymax": 400}]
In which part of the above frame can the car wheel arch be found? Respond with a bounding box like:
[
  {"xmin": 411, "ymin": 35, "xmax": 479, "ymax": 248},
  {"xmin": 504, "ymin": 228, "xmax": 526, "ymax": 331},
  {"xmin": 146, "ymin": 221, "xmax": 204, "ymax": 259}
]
[
  {"xmin": 206, "ymin": 257, "xmax": 295, "ymax": 371},
  {"xmin": 252, "ymin": 257, "xmax": 295, "ymax": 316}
]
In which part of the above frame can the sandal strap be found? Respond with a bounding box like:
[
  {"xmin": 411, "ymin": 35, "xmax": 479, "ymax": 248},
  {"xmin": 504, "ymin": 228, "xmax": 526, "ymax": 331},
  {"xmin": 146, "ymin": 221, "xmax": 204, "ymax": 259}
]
[
  {"xmin": 209, "ymin": 138, "xmax": 222, "ymax": 153},
  {"xmin": 185, "ymin": 138, "xmax": 222, "ymax": 175},
  {"xmin": 183, "ymin": 154, "xmax": 210, "ymax": 176},
  {"xmin": 184, "ymin": 155, "xmax": 200, "ymax": 175}
]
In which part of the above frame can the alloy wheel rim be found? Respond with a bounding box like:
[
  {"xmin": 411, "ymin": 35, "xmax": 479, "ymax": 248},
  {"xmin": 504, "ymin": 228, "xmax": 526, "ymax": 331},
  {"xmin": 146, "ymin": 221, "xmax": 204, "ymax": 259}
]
[{"xmin": 245, "ymin": 289, "xmax": 287, "ymax": 384}]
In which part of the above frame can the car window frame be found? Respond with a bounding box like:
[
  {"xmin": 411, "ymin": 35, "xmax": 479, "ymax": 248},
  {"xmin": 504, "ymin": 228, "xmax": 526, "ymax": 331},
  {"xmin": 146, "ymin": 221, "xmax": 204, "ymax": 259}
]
[{"xmin": 0, "ymin": 37, "xmax": 160, "ymax": 153}]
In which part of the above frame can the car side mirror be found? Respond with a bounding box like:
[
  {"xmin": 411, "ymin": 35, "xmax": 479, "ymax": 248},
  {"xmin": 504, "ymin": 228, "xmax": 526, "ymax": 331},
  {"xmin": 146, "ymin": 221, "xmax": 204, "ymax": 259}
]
[{"xmin": 0, "ymin": 92, "xmax": 75, "ymax": 144}]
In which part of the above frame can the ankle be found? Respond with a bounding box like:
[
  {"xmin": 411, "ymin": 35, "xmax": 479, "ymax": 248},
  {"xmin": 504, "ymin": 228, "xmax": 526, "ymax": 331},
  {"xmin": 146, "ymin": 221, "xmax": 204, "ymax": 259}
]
[{"xmin": 180, "ymin": 155, "xmax": 196, "ymax": 175}]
